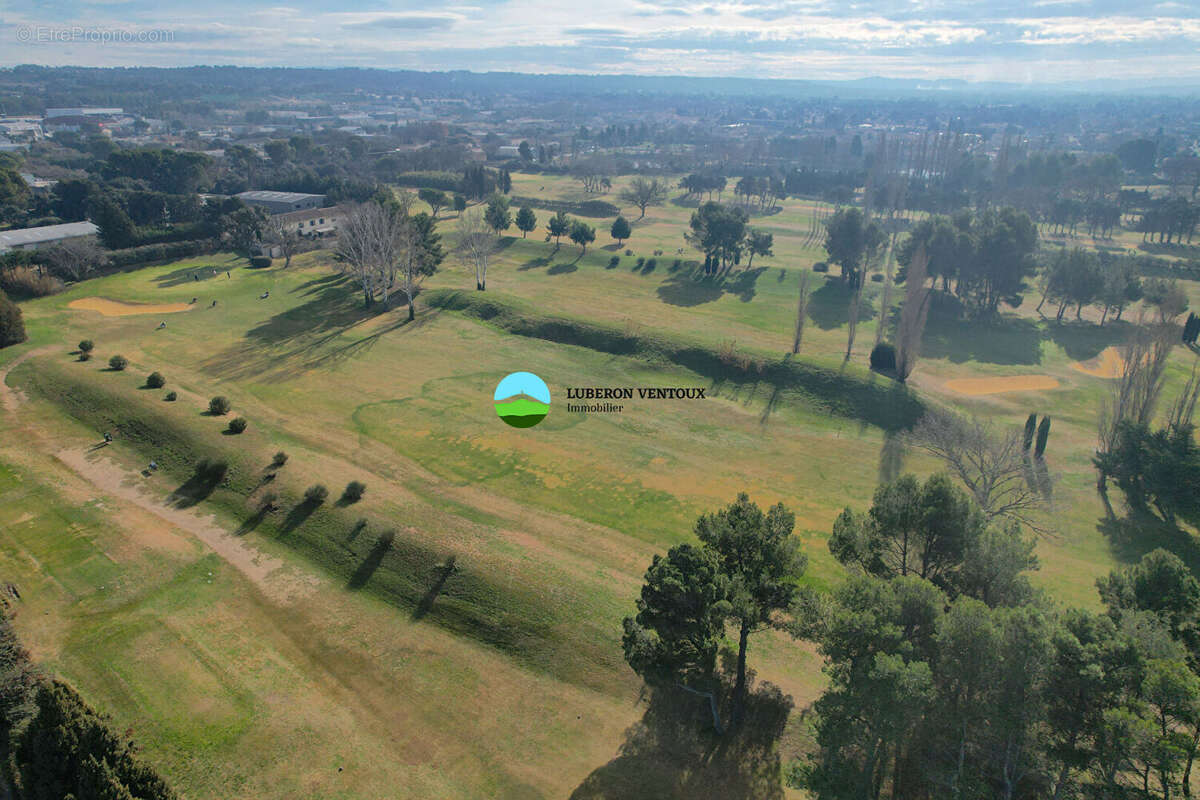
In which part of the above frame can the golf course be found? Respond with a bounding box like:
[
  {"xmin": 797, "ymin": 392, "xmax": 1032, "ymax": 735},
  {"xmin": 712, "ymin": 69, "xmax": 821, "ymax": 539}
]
[{"xmin": 2, "ymin": 173, "xmax": 1198, "ymax": 798}]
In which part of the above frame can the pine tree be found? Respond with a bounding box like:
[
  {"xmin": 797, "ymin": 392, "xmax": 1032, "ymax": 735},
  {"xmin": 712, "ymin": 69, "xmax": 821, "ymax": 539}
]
[
  {"xmin": 1023, "ymin": 413, "xmax": 1037, "ymax": 451},
  {"xmin": 1035, "ymin": 416, "xmax": 1051, "ymax": 458}
]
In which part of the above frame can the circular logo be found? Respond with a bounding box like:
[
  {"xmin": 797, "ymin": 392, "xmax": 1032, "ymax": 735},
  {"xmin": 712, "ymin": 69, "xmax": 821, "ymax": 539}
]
[{"xmin": 494, "ymin": 372, "xmax": 550, "ymax": 428}]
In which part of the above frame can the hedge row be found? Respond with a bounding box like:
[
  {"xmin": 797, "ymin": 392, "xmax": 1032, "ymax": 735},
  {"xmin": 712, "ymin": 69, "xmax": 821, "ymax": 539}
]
[{"xmin": 509, "ymin": 196, "xmax": 621, "ymax": 218}]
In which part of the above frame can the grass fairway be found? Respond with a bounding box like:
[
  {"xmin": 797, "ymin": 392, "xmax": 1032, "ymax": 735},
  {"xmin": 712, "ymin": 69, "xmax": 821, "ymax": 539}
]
[{"xmin": 3, "ymin": 176, "xmax": 1199, "ymax": 797}]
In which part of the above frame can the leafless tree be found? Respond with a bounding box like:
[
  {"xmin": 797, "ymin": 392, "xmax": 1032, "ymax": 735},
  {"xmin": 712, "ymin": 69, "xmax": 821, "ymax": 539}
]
[
  {"xmin": 1097, "ymin": 320, "xmax": 1178, "ymax": 453},
  {"xmin": 41, "ymin": 238, "xmax": 107, "ymax": 281},
  {"xmin": 1167, "ymin": 358, "xmax": 1200, "ymax": 432},
  {"xmin": 895, "ymin": 246, "xmax": 932, "ymax": 382},
  {"xmin": 267, "ymin": 216, "xmax": 302, "ymax": 268},
  {"xmin": 875, "ymin": 232, "xmax": 898, "ymax": 348},
  {"xmin": 792, "ymin": 271, "xmax": 811, "ymax": 355},
  {"xmin": 910, "ymin": 408, "xmax": 1047, "ymax": 530},
  {"xmin": 456, "ymin": 208, "xmax": 499, "ymax": 291}
]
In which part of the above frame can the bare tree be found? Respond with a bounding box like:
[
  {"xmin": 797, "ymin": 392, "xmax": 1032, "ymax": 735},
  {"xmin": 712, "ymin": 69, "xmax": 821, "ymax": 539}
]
[
  {"xmin": 456, "ymin": 208, "xmax": 499, "ymax": 291},
  {"xmin": 618, "ymin": 177, "xmax": 669, "ymax": 219},
  {"xmin": 910, "ymin": 408, "xmax": 1047, "ymax": 530},
  {"xmin": 792, "ymin": 271, "xmax": 811, "ymax": 354},
  {"xmin": 1167, "ymin": 358, "xmax": 1200, "ymax": 431},
  {"xmin": 895, "ymin": 246, "xmax": 932, "ymax": 382},
  {"xmin": 874, "ymin": 232, "xmax": 898, "ymax": 348},
  {"xmin": 267, "ymin": 216, "xmax": 302, "ymax": 268},
  {"xmin": 41, "ymin": 238, "xmax": 107, "ymax": 282},
  {"xmin": 1098, "ymin": 320, "xmax": 1178, "ymax": 455}
]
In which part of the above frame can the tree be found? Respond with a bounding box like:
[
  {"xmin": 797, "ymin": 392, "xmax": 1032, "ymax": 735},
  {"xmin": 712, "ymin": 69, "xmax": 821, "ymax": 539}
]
[
  {"xmin": 91, "ymin": 197, "xmax": 137, "ymax": 250},
  {"xmin": 453, "ymin": 194, "xmax": 467, "ymax": 214},
  {"xmin": 517, "ymin": 140, "xmax": 533, "ymax": 162},
  {"xmin": 547, "ymin": 210, "xmax": 570, "ymax": 247},
  {"xmin": 208, "ymin": 396, "xmax": 231, "ymax": 415},
  {"xmin": 456, "ymin": 208, "xmax": 500, "ymax": 291},
  {"xmin": 498, "ymin": 169, "xmax": 512, "ymax": 195},
  {"xmin": 823, "ymin": 207, "xmax": 882, "ymax": 285},
  {"xmin": 895, "ymin": 246, "xmax": 932, "ymax": 382},
  {"xmin": 744, "ymin": 229, "xmax": 773, "ymax": 268},
  {"xmin": 619, "ymin": 176, "xmax": 669, "ymax": 219},
  {"xmin": 1023, "ymin": 413, "xmax": 1038, "ymax": 451},
  {"xmin": 686, "ymin": 202, "xmax": 748, "ymax": 276},
  {"xmin": 515, "ymin": 205, "xmax": 537, "ymax": 238},
  {"xmin": 418, "ymin": 188, "xmax": 449, "ymax": 219},
  {"xmin": 569, "ymin": 220, "xmax": 595, "ymax": 253},
  {"xmin": 911, "ymin": 408, "xmax": 1046, "ymax": 529},
  {"xmin": 484, "ymin": 195, "xmax": 512, "ymax": 236},
  {"xmin": 266, "ymin": 215, "xmax": 301, "ymax": 268},
  {"xmin": 622, "ymin": 544, "xmax": 729, "ymax": 733},
  {"xmin": 1117, "ymin": 138, "xmax": 1158, "ymax": 174},
  {"xmin": 695, "ymin": 493, "xmax": 806, "ymax": 722},
  {"xmin": 0, "ymin": 288, "xmax": 25, "ymax": 348},
  {"xmin": 610, "ymin": 215, "xmax": 631, "ymax": 246},
  {"xmin": 829, "ymin": 473, "xmax": 986, "ymax": 590},
  {"xmin": 1035, "ymin": 416, "xmax": 1051, "ymax": 458},
  {"xmin": 41, "ymin": 238, "xmax": 107, "ymax": 282},
  {"xmin": 222, "ymin": 205, "xmax": 269, "ymax": 255}
]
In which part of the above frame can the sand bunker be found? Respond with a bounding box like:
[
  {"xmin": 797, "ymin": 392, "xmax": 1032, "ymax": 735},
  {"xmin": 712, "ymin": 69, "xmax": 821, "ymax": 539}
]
[
  {"xmin": 68, "ymin": 297, "xmax": 194, "ymax": 317},
  {"xmin": 944, "ymin": 375, "xmax": 1061, "ymax": 396},
  {"xmin": 1072, "ymin": 346, "xmax": 1127, "ymax": 379}
]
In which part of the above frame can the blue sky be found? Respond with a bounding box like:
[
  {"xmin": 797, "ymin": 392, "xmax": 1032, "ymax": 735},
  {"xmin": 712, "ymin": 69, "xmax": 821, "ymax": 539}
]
[
  {"xmin": 494, "ymin": 373, "xmax": 551, "ymax": 404},
  {"xmin": 5, "ymin": 0, "xmax": 1200, "ymax": 83}
]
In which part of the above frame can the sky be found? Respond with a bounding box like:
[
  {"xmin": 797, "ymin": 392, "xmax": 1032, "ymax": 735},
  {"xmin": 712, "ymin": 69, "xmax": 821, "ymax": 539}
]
[{"xmin": 4, "ymin": 0, "xmax": 1200, "ymax": 85}]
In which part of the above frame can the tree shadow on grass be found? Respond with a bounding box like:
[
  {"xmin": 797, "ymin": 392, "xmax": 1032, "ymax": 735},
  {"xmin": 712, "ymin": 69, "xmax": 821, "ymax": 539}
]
[
  {"xmin": 657, "ymin": 263, "xmax": 764, "ymax": 307},
  {"xmin": 548, "ymin": 260, "xmax": 579, "ymax": 276},
  {"xmin": 518, "ymin": 256, "xmax": 552, "ymax": 271},
  {"xmin": 200, "ymin": 274, "xmax": 424, "ymax": 382},
  {"xmin": 348, "ymin": 530, "xmax": 395, "ymax": 590},
  {"xmin": 167, "ymin": 460, "xmax": 227, "ymax": 509},
  {"xmin": 1047, "ymin": 319, "xmax": 1131, "ymax": 361},
  {"xmin": 279, "ymin": 499, "xmax": 321, "ymax": 535},
  {"xmin": 570, "ymin": 676, "xmax": 792, "ymax": 800},
  {"xmin": 153, "ymin": 264, "xmax": 226, "ymax": 288},
  {"xmin": 919, "ymin": 295, "xmax": 1042, "ymax": 365},
  {"xmin": 412, "ymin": 556, "xmax": 457, "ymax": 620},
  {"xmin": 807, "ymin": 276, "xmax": 877, "ymax": 330},
  {"xmin": 1098, "ymin": 507, "xmax": 1200, "ymax": 574}
]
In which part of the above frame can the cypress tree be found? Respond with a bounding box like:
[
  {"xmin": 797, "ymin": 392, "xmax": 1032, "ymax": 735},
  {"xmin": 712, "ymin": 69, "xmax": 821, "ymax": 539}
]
[
  {"xmin": 1035, "ymin": 416, "xmax": 1051, "ymax": 458},
  {"xmin": 1023, "ymin": 413, "xmax": 1037, "ymax": 451}
]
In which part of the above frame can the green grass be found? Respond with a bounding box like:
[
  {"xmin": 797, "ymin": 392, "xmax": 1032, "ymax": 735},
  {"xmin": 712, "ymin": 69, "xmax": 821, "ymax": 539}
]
[{"xmin": 7, "ymin": 173, "xmax": 1200, "ymax": 798}]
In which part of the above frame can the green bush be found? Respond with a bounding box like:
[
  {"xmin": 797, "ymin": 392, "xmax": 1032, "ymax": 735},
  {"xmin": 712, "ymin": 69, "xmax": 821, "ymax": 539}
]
[
  {"xmin": 146, "ymin": 371, "xmax": 166, "ymax": 389},
  {"xmin": 0, "ymin": 288, "xmax": 26, "ymax": 348},
  {"xmin": 272, "ymin": 451, "xmax": 289, "ymax": 468},
  {"xmin": 108, "ymin": 354, "xmax": 128, "ymax": 371},
  {"xmin": 78, "ymin": 339, "xmax": 94, "ymax": 354},
  {"xmin": 625, "ymin": 249, "xmax": 633, "ymax": 256},
  {"xmin": 304, "ymin": 484, "xmax": 329, "ymax": 505},
  {"xmin": 342, "ymin": 480, "xmax": 367, "ymax": 503},
  {"xmin": 608, "ymin": 256, "xmax": 620, "ymax": 268},
  {"xmin": 645, "ymin": 258, "xmax": 657, "ymax": 270},
  {"xmin": 164, "ymin": 391, "xmax": 177, "ymax": 402},
  {"xmin": 227, "ymin": 417, "xmax": 248, "ymax": 434},
  {"xmin": 106, "ymin": 238, "xmax": 218, "ymax": 268},
  {"xmin": 869, "ymin": 342, "xmax": 897, "ymax": 373},
  {"xmin": 208, "ymin": 396, "xmax": 231, "ymax": 415}
]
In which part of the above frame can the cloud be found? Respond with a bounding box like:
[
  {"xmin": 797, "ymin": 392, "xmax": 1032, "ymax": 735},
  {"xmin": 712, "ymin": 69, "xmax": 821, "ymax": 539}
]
[{"xmin": 342, "ymin": 14, "xmax": 458, "ymax": 30}]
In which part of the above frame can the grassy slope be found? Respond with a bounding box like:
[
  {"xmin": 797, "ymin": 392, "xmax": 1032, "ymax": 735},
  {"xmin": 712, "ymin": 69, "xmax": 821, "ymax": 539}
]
[{"xmin": 3, "ymin": 174, "xmax": 1198, "ymax": 798}]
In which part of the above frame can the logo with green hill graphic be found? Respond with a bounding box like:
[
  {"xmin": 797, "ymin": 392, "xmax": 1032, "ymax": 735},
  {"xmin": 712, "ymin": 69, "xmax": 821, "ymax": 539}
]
[{"xmin": 494, "ymin": 372, "xmax": 551, "ymax": 428}]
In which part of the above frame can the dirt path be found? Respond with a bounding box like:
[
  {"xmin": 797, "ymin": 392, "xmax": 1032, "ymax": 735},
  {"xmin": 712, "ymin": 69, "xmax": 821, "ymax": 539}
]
[{"xmin": 2, "ymin": 347, "xmax": 309, "ymax": 604}]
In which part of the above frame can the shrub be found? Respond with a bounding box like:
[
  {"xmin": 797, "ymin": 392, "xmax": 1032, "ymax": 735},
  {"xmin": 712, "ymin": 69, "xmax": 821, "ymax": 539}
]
[
  {"xmin": 625, "ymin": 249, "xmax": 633, "ymax": 256},
  {"xmin": 164, "ymin": 391, "xmax": 177, "ymax": 402},
  {"xmin": 227, "ymin": 417, "xmax": 247, "ymax": 434},
  {"xmin": 105, "ymin": 239, "xmax": 217, "ymax": 268},
  {"xmin": 208, "ymin": 396, "xmax": 231, "ymax": 415},
  {"xmin": 78, "ymin": 339, "xmax": 94, "ymax": 354},
  {"xmin": 608, "ymin": 256, "xmax": 620, "ymax": 268},
  {"xmin": 342, "ymin": 480, "xmax": 366, "ymax": 503},
  {"xmin": 108, "ymin": 355, "xmax": 128, "ymax": 371},
  {"xmin": 303, "ymin": 484, "xmax": 329, "ymax": 505},
  {"xmin": 145, "ymin": 371, "xmax": 166, "ymax": 389},
  {"xmin": 249, "ymin": 256, "xmax": 272, "ymax": 268},
  {"xmin": 869, "ymin": 342, "xmax": 897, "ymax": 373},
  {"xmin": 645, "ymin": 258, "xmax": 657, "ymax": 270},
  {"xmin": 0, "ymin": 288, "xmax": 26, "ymax": 348},
  {"xmin": 813, "ymin": 262, "xmax": 829, "ymax": 273},
  {"xmin": 0, "ymin": 266, "xmax": 63, "ymax": 298},
  {"xmin": 635, "ymin": 257, "xmax": 645, "ymax": 268},
  {"xmin": 272, "ymin": 451, "xmax": 289, "ymax": 468}
]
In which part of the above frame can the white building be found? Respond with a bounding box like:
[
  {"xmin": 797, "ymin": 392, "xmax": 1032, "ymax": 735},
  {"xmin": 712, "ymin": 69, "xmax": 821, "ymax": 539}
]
[{"xmin": 0, "ymin": 221, "xmax": 99, "ymax": 252}]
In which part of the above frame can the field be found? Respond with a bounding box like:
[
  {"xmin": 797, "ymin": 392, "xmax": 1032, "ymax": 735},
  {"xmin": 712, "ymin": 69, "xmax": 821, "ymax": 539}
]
[{"xmin": 2, "ymin": 173, "xmax": 1199, "ymax": 798}]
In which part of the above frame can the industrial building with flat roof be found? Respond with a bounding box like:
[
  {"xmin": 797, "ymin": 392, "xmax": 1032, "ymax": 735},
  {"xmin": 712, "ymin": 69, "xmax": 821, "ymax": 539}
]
[
  {"xmin": 235, "ymin": 190, "xmax": 327, "ymax": 214},
  {"xmin": 0, "ymin": 221, "xmax": 99, "ymax": 251}
]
